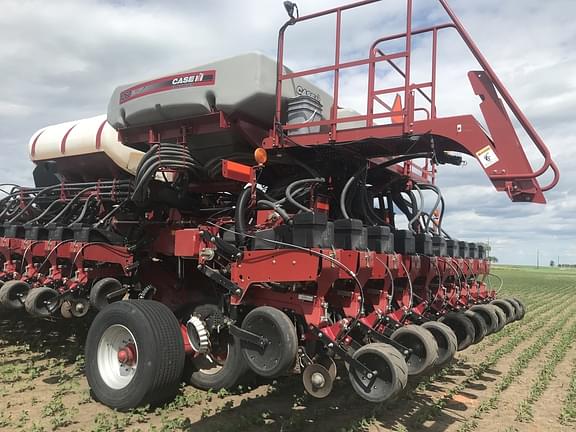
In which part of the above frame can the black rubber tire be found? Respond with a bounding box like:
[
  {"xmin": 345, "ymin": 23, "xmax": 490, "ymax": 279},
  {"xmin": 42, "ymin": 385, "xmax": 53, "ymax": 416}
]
[
  {"xmin": 464, "ymin": 310, "xmax": 488, "ymax": 344},
  {"xmin": 186, "ymin": 304, "xmax": 250, "ymax": 391},
  {"xmin": 90, "ymin": 278, "xmax": 125, "ymax": 311},
  {"xmin": 390, "ymin": 324, "xmax": 438, "ymax": 375},
  {"xmin": 0, "ymin": 280, "xmax": 30, "ymax": 310},
  {"xmin": 511, "ymin": 297, "xmax": 526, "ymax": 320},
  {"xmin": 421, "ymin": 321, "xmax": 457, "ymax": 366},
  {"xmin": 505, "ymin": 298, "xmax": 523, "ymax": 321},
  {"xmin": 491, "ymin": 305, "xmax": 507, "ymax": 332},
  {"xmin": 241, "ymin": 306, "xmax": 298, "ymax": 378},
  {"xmin": 491, "ymin": 299, "xmax": 515, "ymax": 324},
  {"xmin": 85, "ymin": 300, "xmax": 185, "ymax": 410},
  {"xmin": 24, "ymin": 286, "xmax": 60, "ymax": 318},
  {"xmin": 470, "ymin": 304, "xmax": 499, "ymax": 335},
  {"xmin": 348, "ymin": 343, "xmax": 408, "ymax": 403},
  {"xmin": 439, "ymin": 312, "xmax": 475, "ymax": 351}
]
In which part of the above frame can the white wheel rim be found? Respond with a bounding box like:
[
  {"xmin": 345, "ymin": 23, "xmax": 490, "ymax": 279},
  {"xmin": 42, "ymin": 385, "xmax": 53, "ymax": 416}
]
[
  {"xmin": 192, "ymin": 345, "xmax": 229, "ymax": 376},
  {"xmin": 97, "ymin": 324, "xmax": 139, "ymax": 390}
]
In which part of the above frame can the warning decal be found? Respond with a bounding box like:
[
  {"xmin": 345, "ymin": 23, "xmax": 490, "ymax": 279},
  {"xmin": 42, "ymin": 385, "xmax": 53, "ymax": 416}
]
[{"xmin": 476, "ymin": 145, "xmax": 499, "ymax": 169}]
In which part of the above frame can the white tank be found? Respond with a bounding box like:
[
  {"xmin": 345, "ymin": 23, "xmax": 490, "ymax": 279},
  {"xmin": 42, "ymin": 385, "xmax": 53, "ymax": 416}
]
[
  {"xmin": 29, "ymin": 115, "xmax": 143, "ymax": 176},
  {"xmin": 107, "ymin": 52, "xmax": 334, "ymax": 129}
]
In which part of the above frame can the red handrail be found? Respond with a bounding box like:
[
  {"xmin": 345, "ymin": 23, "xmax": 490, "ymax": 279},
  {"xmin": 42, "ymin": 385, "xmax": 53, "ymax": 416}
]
[{"xmin": 272, "ymin": 0, "xmax": 559, "ymax": 193}]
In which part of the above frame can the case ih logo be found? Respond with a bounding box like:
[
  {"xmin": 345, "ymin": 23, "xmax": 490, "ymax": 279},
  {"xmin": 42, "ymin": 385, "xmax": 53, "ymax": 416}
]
[
  {"xmin": 296, "ymin": 85, "xmax": 320, "ymax": 101},
  {"xmin": 119, "ymin": 70, "xmax": 216, "ymax": 104}
]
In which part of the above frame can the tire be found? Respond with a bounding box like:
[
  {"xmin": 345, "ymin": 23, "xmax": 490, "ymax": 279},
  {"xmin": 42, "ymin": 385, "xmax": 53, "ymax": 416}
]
[
  {"xmin": 348, "ymin": 343, "xmax": 408, "ymax": 403},
  {"xmin": 0, "ymin": 280, "xmax": 30, "ymax": 310},
  {"xmin": 390, "ymin": 324, "xmax": 438, "ymax": 375},
  {"xmin": 511, "ymin": 297, "xmax": 528, "ymax": 315},
  {"xmin": 186, "ymin": 304, "xmax": 249, "ymax": 391},
  {"xmin": 464, "ymin": 310, "xmax": 488, "ymax": 344},
  {"xmin": 470, "ymin": 304, "xmax": 499, "ymax": 335},
  {"xmin": 421, "ymin": 321, "xmax": 457, "ymax": 366},
  {"xmin": 85, "ymin": 300, "xmax": 185, "ymax": 410},
  {"xmin": 491, "ymin": 305, "xmax": 507, "ymax": 332},
  {"xmin": 90, "ymin": 278, "xmax": 126, "ymax": 311},
  {"xmin": 439, "ymin": 312, "xmax": 475, "ymax": 351},
  {"xmin": 511, "ymin": 297, "xmax": 526, "ymax": 320},
  {"xmin": 491, "ymin": 299, "xmax": 515, "ymax": 324},
  {"xmin": 24, "ymin": 286, "xmax": 60, "ymax": 318},
  {"xmin": 241, "ymin": 306, "xmax": 298, "ymax": 378},
  {"xmin": 505, "ymin": 298, "xmax": 524, "ymax": 321}
]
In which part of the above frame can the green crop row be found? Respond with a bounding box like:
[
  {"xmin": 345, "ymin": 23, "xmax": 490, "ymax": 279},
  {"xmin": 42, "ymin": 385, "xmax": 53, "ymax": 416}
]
[
  {"xmin": 412, "ymin": 300, "xmax": 574, "ymax": 425},
  {"xmin": 457, "ymin": 307, "xmax": 576, "ymax": 432},
  {"xmin": 559, "ymin": 351, "xmax": 576, "ymax": 425},
  {"xmin": 515, "ymin": 321, "xmax": 576, "ymax": 422}
]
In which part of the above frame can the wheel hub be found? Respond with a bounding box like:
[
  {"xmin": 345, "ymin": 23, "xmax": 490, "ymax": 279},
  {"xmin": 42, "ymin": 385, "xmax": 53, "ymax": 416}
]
[
  {"xmin": 303, "ymin": 363, "xmax": 334, "ymax": 398},
  {"xmin": 310, "ymin": 372, "xmax": 326, "ymax": 388},
  {"xmin": 117, "ymin": 343, "xmax": 137, "ymax": 366}
]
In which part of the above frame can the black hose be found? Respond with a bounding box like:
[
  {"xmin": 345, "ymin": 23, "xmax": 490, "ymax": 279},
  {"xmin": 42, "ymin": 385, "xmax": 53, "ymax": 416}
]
[
  {"xmin": 234, "ymin": 187, "xmax": 252, "ymax": 245},
  {"xmin": 340, "ymin": 166, "xmax": 367, "ymax": 219},
  {"xmin": 68, "ymin": 194, "xmax": 99, "ymax": 226},
  {"xmin": 285, "ymin": 178, "xmax": 324, "ymax": 213},
  {"xmin": 132, "ymin": 160, "xmax": 196, "ymax": 202},
  {"xmin": 45, "ymin": 186, "xmax": 97, "ymax": 225},
  {"xmin": 25, "ymin": 199, "xmax": 65, "ymax": 224},
  {"xmin": 8, "ymin": 183, "xmax": 65, "ymax": 223},
  {"xmin": 369, "ymin": 152, "xmax": 432, "ymax": 176},
  {"xmin": 135, "ymin": 144, "xmax": 160, "ymax": 177},
  {"xmin": 257, "ymin": 200, "xmax": 290, "ymax": 222}
]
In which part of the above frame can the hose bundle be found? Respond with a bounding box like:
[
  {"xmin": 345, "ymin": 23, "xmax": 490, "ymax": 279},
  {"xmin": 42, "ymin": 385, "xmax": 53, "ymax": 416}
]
[{"xmin": 131, "ymin": 143, "xmax": 203, "ymax": 203}]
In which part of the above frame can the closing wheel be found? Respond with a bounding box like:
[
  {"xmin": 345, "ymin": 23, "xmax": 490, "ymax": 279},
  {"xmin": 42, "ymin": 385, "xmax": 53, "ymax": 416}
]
[
  {"xmin": 491, "ymin": 305, "xmax": 507, "ymax": 332},
  {"xmin": 241, "ymin": 306, "xmax": 298, "ymax": 378},
  {"xmin": 470, "ymin": 304, "xmax": 499, "ymax": 334},
  {"xmin": 187, "ymin": 304, "xmax": 249, "ymax": 391},
  {"xmin": 491, "ymin": 299, "xmax": 515, "ymax": 324},
  {"xmin": 439, "ymin": 312, "xmax": 475, "ymax": 351},
  {"xmin": 390, "ymin": 325, "xmax": 438, "ymax": 375},
  {"xmin": 0, "ymin": 280, "xmax": 30, "ymax": 310},
  {"xmin": 421, "ymin": 321, "xmax": 457, "ymax": 366},
  {"xmin": 303, "ymin": 363, "xmax": 334, "ymax": 399},
  {"xmin": 24, "ymin": 287, "xmax": 60, "ymax": 318},
  {"xmin": 504, "ymin": 298, "xmax": 523, "ymax": 321},
  {"xmin": 464, "ymin": 310, "xmax": 488, "ymax": 344},
  {"xmin": 348, "ymin": 343, "xmax": 408, "ymax": 403},
  {"xmin": 317, "ymin": 355, "xmax": 337, "ymax": 380},
  {"xmin": 85, "ymin": 300, "xmax": 185, "ymax": 410},
  {"xmin": 90, "ymin": 278, "xmax": 126, "ymax": 311}
]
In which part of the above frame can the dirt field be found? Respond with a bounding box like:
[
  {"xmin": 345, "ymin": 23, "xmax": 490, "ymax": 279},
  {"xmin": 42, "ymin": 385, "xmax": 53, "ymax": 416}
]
[{"xmin": 1, "ymin": 266, "xmax": 575, "ymax": 432}]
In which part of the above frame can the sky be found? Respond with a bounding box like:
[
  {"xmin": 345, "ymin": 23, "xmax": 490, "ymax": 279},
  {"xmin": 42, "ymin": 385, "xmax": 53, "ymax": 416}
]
[{"xmin": 0, "ymin": 0, "xmax": 574, "ymax": 265}]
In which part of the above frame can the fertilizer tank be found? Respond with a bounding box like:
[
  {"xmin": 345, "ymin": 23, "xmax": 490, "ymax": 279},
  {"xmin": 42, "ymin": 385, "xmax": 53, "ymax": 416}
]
[{"xmin": 28, "ymin": 115, "xmax": 143, "ymax": 182}]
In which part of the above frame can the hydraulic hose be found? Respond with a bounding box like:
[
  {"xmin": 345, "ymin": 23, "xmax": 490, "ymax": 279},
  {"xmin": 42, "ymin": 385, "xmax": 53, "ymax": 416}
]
[
  {"xmin": 340, "ymin": 166, "xmax": 367, "ymax": 219},
  {"xmin": 234, "ymin": 187, "xmax": 253, "ymax": 245},
  {"xmin": 418, "ymin": 184, "xmax": 443, "ymax": 232},
  {"xmin": 408, "ymin": 184, "xmax": 424, "ymax": 230},
  {"xmin": 285, "ymin": 177, "xmax": 324, "ymax": 213},
  {"xmin": 257, "ymin": 200, "xmax": 291, "ymax": 222},
  {"xmin": 45, "ymin": 186, "xmax": 97, "ymax": 225}
]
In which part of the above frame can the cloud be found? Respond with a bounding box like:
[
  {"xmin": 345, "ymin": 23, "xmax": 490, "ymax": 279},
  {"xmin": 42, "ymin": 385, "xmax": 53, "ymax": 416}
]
[{"xmin": 0, "ymin": 0, "xmax": 574, "ymax": 265}]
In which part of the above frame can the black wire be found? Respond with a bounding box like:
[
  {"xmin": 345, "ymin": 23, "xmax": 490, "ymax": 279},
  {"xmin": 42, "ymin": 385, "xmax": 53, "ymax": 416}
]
[{"xmin": 204, "ymin": 221, "xmax": 366, "ymax": 323}]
